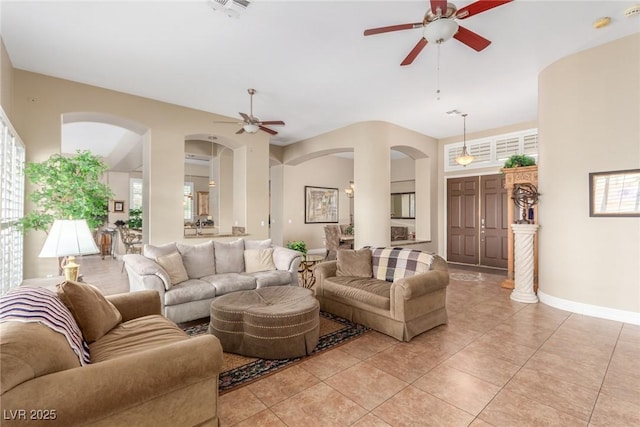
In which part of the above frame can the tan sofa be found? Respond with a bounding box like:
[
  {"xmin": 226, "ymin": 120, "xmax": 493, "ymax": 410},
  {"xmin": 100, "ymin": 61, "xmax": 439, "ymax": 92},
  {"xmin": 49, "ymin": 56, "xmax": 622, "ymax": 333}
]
[
  {"xmin": 314, "ymin": 247, "xmax": 449, "ymax": 341},
  {"xmin": 0, "ymin": 286, "xmax": 223, "ymax": 427}
]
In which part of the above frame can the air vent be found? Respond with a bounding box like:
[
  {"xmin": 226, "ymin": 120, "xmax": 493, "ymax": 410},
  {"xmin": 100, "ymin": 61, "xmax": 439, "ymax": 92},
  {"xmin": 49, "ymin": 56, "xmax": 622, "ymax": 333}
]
[
  {"xmin": 624, "ymin": 5, "xmax": 640, "ymax": 18},
  {"xmin": 208, "ymin": 0, "xmax": 251, "ymax": 18}
]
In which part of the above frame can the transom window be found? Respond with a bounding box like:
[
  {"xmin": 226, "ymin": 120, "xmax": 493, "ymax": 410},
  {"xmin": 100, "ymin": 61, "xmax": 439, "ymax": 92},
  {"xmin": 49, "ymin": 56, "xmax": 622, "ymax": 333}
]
[{"xmin": 445, "ymin": 129, "xmax": 538, "ymax": 172}]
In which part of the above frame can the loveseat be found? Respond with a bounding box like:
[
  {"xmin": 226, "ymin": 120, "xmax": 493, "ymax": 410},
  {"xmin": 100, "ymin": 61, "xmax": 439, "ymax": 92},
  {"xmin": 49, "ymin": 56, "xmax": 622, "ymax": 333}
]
[
  {"xmin": 314, "ymin": 247, "xmax": 449, "ymax": 341},
  {"xmin": 124, "ymin": 238, "xmax": 302, "ymax": 323},
  {"xmin": 0, "ymin": 283, "xmax": 223, "ymax": 427}
]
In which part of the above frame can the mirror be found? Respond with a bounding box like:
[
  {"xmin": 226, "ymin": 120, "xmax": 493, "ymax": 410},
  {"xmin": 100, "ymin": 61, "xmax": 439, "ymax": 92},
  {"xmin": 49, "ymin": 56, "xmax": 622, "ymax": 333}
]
[
  {"xmin": 589, "ymin": 169, "xmax": 640, "ymax": 217},
  {"xmin": 391, "ymin": 192, "xmax": 415, "ymax": 219},
  {"xmin": 184, "ymin": 138, "xmax": 226, "ymax": 237}
]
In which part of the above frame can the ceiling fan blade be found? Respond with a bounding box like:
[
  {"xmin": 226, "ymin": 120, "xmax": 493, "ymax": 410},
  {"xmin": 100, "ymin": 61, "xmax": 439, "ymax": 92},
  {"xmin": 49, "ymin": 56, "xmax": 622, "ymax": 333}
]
[
  {"xmin": 239, "ymin": 112, "xmax": 251, "ymax": 122},
  {"xmin": 430, "ymin": 0, "xmax": 448, "ymax": 16},
  {"xmin": 456, "ymin": 0, "xmax": 513, "ymax": 20},
  {"xmin": 259, "ymin": 120, "xmax": 285, "ymax": 126},
  {"xmin": 454, "ymin": 26, "xmax": 491, "ymax": 52},
  {"xmin": 259, "ymin": 126, "xmax": 278, "ymax": 135},
  {"xmin": 401, "ymin": 38, "xmax": 428, "ymax": 66},
  {"xmin": 364, "ymin": 22, "xmax": 423, "ymax": 36},
  {"xmin": 235, "ymin": 128, "xmax": 245, "ymax": 135}
]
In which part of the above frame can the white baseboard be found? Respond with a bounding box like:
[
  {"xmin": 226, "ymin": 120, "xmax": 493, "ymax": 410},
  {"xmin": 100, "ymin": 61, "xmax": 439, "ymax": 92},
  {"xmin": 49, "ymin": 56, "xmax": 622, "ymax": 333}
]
[{"xmin": 538, "ymin": 290, "xmax": 640, "ymax": 325}]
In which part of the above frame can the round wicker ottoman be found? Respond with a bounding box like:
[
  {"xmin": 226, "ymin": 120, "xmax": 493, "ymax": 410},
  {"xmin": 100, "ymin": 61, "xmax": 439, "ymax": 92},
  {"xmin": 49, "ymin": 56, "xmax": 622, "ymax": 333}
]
[{"xmin": 208, "ymin": 286, "xmax": 320, "ymax": 359}]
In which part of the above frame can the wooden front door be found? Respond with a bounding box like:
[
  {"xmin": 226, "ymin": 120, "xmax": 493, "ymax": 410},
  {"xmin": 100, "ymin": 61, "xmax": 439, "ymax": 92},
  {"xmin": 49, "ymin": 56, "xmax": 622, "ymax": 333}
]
[
  {"xmin": 480, "ymin": 174, "xmax": 509, "ymax": 268},
  {"xmin": 447, "ymin": 177, "xmax": 479, "ymax": 264},
  {"xmin": 447, "ymin": 174, "xmax": 508, "ymax": 268}
]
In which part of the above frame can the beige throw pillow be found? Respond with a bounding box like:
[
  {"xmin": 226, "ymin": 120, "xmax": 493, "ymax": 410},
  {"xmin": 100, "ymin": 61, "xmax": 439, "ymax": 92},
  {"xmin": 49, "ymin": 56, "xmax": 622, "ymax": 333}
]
[
  {"xmin": 56, "ymin": 281, "xmax": 122, "ymax": 343},
  {"xmin": 336, "ymin": 248, "xmax": 373, "ymax": 278},
  {"xmin": 156, "ymin": 251, "xmax": 189, "ymax": 286},
  {"xmin": 244, "ymin": 248, "xmax": 276, "ymax": 273}
]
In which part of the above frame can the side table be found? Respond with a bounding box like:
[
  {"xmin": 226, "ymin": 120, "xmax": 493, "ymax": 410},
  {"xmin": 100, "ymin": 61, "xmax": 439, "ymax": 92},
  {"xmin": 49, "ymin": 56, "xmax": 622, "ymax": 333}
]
[{"xmin": 298, "ymin": 254, "xmax": 325, "ymax": 288}]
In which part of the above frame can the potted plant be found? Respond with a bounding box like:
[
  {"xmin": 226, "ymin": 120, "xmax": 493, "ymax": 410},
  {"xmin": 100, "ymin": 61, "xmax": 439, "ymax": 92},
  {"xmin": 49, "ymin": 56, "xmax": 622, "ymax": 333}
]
[
  {"xmin": 16, "ymin": 150, "xmax": 113, "ymax": 233},
  {"xmin": 286, "ymin": 240, "xmax": 307, "ymax": 255},
  {"xmin": 127, "ymin": 208, "xmax": 143, "ymax": 229},
  {"xmin": 503, "ymin": 154, "xmax": 536, "ymax": 169}
]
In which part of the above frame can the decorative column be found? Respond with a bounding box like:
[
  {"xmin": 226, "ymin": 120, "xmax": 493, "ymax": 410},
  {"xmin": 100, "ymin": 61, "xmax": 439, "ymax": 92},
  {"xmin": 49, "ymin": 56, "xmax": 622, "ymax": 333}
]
[
  {"xmin": 500, "ymin": 165, "xmax": 538, "ymax": 290},
  {"xmin": 510, "ymin": 224, "xmax": 539, "ymax": 303}
]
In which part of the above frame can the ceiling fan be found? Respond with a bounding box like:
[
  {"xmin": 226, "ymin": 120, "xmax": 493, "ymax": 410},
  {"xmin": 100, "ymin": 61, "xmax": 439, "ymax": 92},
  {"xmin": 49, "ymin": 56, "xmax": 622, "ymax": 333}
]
[
  {"xmin": 364, "ymin": 0, "xmax": 513, "ymax": 66},
  {"xmin": 213, "ymin": 88, "xmax": 285, "ymax": 135}
]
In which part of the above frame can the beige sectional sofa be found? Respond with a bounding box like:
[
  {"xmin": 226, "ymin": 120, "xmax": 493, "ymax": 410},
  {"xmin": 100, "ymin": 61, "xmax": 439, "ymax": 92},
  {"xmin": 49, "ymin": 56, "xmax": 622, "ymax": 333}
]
[
  {"xmin": 0, "ymin": 283, "xmax": 223, "ymax": 427},
  {"xmin": 124, "ymin": 238, "xmax": 302, "ymax": 323},
  {"xmin": 314, "ymin": 247, "xmax": 449, "ymax": 341}
]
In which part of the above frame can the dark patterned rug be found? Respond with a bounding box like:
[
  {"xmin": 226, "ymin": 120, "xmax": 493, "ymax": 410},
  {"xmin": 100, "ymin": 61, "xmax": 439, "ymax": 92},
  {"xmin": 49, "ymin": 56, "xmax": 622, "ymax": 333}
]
[{"xmin": 181, "ymin": 311, "xmax": 370, "ymax": 394}]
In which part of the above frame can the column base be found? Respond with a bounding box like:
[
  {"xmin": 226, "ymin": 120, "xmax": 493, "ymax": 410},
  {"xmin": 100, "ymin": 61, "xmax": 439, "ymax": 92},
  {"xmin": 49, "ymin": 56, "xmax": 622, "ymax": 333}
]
[
  {"xmin": 501, "ymin": 278, "xmax": 514, "ymax": 290},
  {"xmin": 510, "ymin": 289, "xmax": 539, "ymax": 304}
]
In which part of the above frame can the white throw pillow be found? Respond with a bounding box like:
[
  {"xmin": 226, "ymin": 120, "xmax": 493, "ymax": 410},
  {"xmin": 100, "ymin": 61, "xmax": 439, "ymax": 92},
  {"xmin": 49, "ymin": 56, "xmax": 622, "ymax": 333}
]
[
  {"xmin": 244, "ymin": 248, "xmax": 276, "ymax": 273},
  {"xmin": 156, "ymin": 251, "xmax": 189, "ymax": 286}
]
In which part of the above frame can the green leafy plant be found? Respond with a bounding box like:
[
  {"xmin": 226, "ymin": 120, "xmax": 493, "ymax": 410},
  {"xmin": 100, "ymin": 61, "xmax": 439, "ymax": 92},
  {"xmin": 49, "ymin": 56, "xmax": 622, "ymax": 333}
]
[
  {"xmin": 16, "ymin": 150, "xmax": 113, "ymax": 232},
  {"xmin": 127, "ymin": 208, "xmax": 143, "ymax": 229},
  {"xmin": 344, "ymin": 224, "xmax": 354, "ymax": 235},
  {"xmin": 503, "ymin": 154, "xmax": 536, "ymax": 169},
  {"xmin": 286, "ymin": 240, "xmax": 307, "ymax": 254}
]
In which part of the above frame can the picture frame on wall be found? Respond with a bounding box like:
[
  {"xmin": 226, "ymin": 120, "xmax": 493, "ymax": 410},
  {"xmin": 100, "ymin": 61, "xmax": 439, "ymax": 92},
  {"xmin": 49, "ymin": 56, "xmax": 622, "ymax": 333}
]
[
  {"xmin": 589, "ymin": 169, "xmax": 640, "ymax": 217},
  {"xmin": 305, "ymin": 186, "xmax": 339, "ymax": 224},
  {"xmin": 113, "ymin": 200, "xmax": 125, "ymax": 213}
]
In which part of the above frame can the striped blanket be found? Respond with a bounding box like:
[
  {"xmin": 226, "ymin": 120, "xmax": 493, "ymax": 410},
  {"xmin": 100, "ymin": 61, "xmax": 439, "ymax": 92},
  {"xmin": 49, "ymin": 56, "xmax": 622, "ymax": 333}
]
[
  {"xmin": 371, "ymin": 247, "xmax": 434, "ymax": 282},
  {"xmin": 0, "ymin": 287, "xmax": 91, "ymax": 365}
]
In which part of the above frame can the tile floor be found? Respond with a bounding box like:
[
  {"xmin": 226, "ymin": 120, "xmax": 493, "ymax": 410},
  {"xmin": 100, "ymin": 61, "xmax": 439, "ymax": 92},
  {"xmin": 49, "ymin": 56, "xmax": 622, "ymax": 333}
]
[{"xmin": 79, "ymin": 255, "xmax": 640, "ymax": 426}]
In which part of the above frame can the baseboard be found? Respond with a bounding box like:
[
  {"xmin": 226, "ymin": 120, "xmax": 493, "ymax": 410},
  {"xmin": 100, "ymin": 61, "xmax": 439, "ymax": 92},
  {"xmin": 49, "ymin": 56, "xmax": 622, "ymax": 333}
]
[{"xmin": 538, "ymin": 290, "xmax": 640, "ymax": 326}]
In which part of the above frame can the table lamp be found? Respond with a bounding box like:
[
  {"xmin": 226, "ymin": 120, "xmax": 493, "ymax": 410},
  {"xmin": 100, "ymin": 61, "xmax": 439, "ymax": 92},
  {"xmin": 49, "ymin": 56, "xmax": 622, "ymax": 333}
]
[{"xmin": 39, "ymin": 219, "xmax": 100, "ymax": 281}]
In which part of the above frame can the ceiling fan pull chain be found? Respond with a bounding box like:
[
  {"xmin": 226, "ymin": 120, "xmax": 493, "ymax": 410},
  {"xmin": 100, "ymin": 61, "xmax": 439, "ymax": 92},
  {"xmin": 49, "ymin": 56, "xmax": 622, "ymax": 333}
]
[{"xmin": 436, "ymin": 42, "xmax": 441, "ymax": 101}]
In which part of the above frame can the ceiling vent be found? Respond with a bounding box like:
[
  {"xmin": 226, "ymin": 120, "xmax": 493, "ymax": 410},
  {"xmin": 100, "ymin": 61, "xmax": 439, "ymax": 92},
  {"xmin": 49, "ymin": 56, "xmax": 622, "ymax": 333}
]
[{"xmin": 208, "ymin": 0, "xmax": 251, "ymax": 18}]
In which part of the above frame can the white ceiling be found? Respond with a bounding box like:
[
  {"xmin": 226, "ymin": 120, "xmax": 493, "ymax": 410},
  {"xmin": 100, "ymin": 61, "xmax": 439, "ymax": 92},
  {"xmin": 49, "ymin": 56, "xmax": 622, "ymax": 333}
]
[{"xmin": 1, "ymin": 0, "xmax": 639, "ymax": 151}]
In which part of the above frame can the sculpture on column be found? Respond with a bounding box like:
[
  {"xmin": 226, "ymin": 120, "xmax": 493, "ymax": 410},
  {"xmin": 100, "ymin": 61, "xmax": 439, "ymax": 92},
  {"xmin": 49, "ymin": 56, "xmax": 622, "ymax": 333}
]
[{"xmin": 513, "ymin": 183, "xmax": 540, "ymax": 224}]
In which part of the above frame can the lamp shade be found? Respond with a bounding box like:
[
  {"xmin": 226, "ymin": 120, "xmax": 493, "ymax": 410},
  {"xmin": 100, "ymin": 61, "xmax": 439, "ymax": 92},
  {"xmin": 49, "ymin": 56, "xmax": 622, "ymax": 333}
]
[
  {"xmin": 423, "ymin": 18, "xmax": 459, "ymax": 44},
  {"xmin": 243, "ymin": 123, "xmax": 259, "ymax": 134},
  {"xmin": 39, "ymin": 219, "xmax": 99, "ymax": 258}
]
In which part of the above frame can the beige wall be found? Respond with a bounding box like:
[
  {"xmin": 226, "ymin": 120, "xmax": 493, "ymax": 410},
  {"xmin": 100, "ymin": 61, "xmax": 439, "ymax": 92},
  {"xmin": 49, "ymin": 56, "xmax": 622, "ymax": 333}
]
[
  {"xmin": 0, "ymin": 38, "xmax": 13, "ymax": 118},
  {"xmin": 276, "ymin": 155, "xmax": 353, "ymax": 250},
  {"xmin": 538, "ymin": 34, "xmax": 640, "ymax": 317},
  {"xmin": 11, "ymin": 70, "xmax": 271, "ymax": 278},
  {"xmin": 282, "ymin": 121, "xmax": 439, "ymax": 251}
]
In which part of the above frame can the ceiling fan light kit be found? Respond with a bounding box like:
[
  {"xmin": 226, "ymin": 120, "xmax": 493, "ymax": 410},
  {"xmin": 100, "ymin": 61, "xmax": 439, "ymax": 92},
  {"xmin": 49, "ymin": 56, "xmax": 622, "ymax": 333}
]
[
  {"xmin": 243, "ymin": 123, "xmax": 260, "ymax": 134},
  {"xmin": 423, "ymin": 18, "xmax": 459, "ymax": 44}
]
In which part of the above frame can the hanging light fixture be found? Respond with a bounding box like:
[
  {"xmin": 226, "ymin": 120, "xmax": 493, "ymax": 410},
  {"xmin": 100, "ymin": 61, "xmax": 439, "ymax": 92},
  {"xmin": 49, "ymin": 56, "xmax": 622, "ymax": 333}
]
[
  {"xmin": 344, "ymin": 180, "xmax": 354, "ymax": 198},
  {"xmin": 455, "ymin": 114, "xmax": 474, "ymax": 167},
  {"xmin": 208, "ymin": 137, "xmax": 216, "ymax": 188}
]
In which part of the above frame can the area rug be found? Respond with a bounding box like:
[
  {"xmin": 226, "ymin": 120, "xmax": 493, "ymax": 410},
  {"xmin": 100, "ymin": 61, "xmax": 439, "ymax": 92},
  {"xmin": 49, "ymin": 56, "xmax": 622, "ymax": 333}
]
[{"xmin": 180, "ymin": 311, "xmax": 369, "ymax": 394}]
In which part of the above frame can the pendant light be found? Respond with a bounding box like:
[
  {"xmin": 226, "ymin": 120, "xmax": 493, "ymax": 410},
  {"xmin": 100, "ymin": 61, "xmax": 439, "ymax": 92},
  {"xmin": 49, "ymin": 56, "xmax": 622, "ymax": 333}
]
[
  {"xmin": 455, "ymin": 113, "xmax": 474, "ymax": 167},
  {"xmin": 208, "ymin": 138, "xmax": 216, "ymax": 188}
]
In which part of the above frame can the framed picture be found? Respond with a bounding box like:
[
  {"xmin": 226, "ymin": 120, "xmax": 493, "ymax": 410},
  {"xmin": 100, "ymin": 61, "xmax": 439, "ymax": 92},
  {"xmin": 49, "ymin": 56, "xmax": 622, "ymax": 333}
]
[
  {"xmin": 589, "ymin": 169, "xmax": 640, "ymax": 217},
  {"xmin": 113, "ymin": 200, "xmax": 125, "ymax": 213},
  {"xmin": 196, "ymin": 191, "xmax": 209, "ymax": 216},
  {"xmin": 305, "ymin": 186, "xmax": 339, "ymax": 224}
]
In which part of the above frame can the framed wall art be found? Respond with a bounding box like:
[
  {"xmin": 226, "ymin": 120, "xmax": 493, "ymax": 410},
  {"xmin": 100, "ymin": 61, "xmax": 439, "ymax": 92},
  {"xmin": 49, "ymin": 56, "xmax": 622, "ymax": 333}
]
[
  {"xmin": 113, "ymin": 200, "xmax": 125, "ymax": 213},
  {"xmin": 589, "ymin": 169, "xmax": 640, "ymax": 217},
  {"xmin": 305, "ymin": 186, "xmax": 339, "ymax": 223}
]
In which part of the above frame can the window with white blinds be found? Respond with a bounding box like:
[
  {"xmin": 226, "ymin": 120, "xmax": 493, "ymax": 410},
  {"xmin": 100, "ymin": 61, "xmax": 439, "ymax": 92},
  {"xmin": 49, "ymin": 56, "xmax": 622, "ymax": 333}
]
[
  {"xmin": 444, "ymin": 128, "xmax": 538, "ymax": 172},
  {"xmin": 1, "ymin": 110, "xmax": 25, "ymax": 294},
  {"xmin": 129, "ymin": 178, "xmax": 143, "ymax": 211},
  {"xmin": 184, "ymin": 183, "xmax": 194, "ymax": 221}
]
